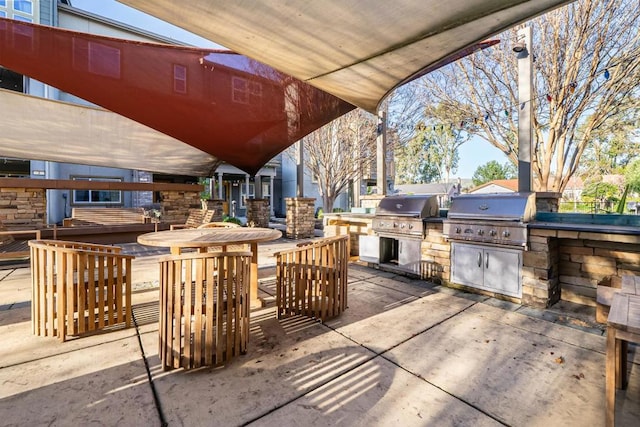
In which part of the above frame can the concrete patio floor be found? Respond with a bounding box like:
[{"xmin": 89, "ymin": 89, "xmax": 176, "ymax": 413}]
[{"xmin": 1, "ymin": 238, "xmax": 639, "ymax": 426}]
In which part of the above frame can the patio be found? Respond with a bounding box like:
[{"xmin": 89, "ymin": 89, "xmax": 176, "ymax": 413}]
[{"xmin": 1, "ymin": 238, "xmax": 639, "ymax": 426}]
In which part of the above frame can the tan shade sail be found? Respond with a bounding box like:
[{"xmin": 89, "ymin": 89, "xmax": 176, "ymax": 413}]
[
  {"xmin": 118, "ymin": 0, "xmax": 574, "ymax": 113},
  {"xmin": 0, "ymin": 89, "xmax": 220, "ymax": 176},
  {"xmin": 0, "ymin": 18, "xmax": 355, "ymax": 175}
]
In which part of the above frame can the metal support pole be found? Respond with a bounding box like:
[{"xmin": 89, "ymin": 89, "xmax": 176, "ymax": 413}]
[
  {"xmin": 296, "ymin": 140, "xmax": 304, "ymax": 197},
  {"xmin": 517, "ymin": 26, "xmax": 533, "ymax": 193},
  {"xmin": 376, "ymin": 110, "xmax": 387, "ymax": 195}
]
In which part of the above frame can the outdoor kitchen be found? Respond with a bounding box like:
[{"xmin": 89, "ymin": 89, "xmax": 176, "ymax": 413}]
[{"xmin": 324, "ymin": 191, "xmax": 640, "ymax": 311}]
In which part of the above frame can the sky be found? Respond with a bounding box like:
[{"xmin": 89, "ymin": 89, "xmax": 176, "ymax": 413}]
[{"xmin": 69, "ymin": 0, "xmax": 506, "ymax": 179}]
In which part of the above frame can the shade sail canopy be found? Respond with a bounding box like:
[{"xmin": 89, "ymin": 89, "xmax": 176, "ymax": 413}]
[
  {"xmin": 0, "ymin": 18, "xmax": 355, "ymax": 175},
  {"xmin": 0, "ymin": 89, "xmax": 221, "ymax": 176},
  {"xmin": 118, "ymin": 0, "xmax": 574, "ymax": 113}
]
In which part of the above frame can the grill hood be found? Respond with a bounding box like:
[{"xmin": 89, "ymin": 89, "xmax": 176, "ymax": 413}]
[
  {"xmin": 447, "ymin": 192, "xmax": 536, "ymax": 222},
  {"xmin": 376, "ymin": 195, "xmax": 439, "ymax": 218}
]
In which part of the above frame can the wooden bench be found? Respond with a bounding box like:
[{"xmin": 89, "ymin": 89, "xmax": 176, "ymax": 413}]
[
  {"xmin": 158, "ymin": 251, "xmax": 252, "ymax": 370},
  {"xmin": 63, "ymin": 207, "xmax": 147, "ymax": 227},
  {"xmin": 29, "ymin": 239, "xmax": 135, "ymax": 342},
  {"xmin": 170, "ymin": 209, "xmax": 215, "ymax": 230},
  {"xmin": 275, "ymin": 235, "xmax": 349, "ymax": 322},
  {"xmin": 0, "ymin": 228, "xmax": 41, "ymax": 261}
]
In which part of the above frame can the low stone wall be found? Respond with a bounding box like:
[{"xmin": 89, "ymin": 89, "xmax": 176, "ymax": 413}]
[
  {"xmin": 0, "ymin": 187, "xmax": 46, "ymax": 229},
  {"xmin": 159, "ymin": 190, "xmax": 201, "ymax": 223},
  {"xmin": 200, "ymin": 199, "xmax": 225, "ymax": 222},
  {"xmin": 526, "ymin": 226, "xmax": 640, "ymax": 307},
  {"xmin": 323, "ymin": 213, "xmax": 374, "ymax": 256}
]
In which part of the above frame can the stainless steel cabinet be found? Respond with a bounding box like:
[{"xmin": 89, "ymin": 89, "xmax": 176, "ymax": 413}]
[
  {"xmin": 398, "ymin": 238, "xmax": 422, "ymax": 275},
  {"xmin": 451, "ymin": 242, "xmax": 522, "ymax": 298}
]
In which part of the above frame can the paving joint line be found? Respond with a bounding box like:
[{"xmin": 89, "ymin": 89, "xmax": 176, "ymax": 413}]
[{"xmin": 132, "ymin": 310, "xmax": 168, "ymax": 427}]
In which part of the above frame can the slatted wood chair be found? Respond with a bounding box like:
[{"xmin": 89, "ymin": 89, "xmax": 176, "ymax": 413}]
[
  {"xmin": 29, "ymin": 240, "xmax": 135, "ymax": 342},
  {"xmin": 158, "ymin": 251, "xmax": 252, "ymax": 370},
  {"xmin": 275, "ymin": 235, "xmax": 349, "ymax": 322},
  {"xmin": 170, "ymin": 209, "xmax": 215, "ymax": 230}
]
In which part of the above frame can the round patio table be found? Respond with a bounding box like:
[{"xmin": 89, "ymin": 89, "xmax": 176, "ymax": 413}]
[{"xmin": 138, "ymin": 227, "xmax": 282, "ymax": 307}]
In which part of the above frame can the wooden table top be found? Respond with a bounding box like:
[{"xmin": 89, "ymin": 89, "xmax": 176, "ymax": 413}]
[
  {"xmin": 137, "ymin": 227, "xmax": 282, "ymax": 249},
  {"xmin": 622, "ymin": 275, "xmax": 640, "ymax": 296},
  {"xmin": 608, "ymin": 292, "xmax": 640, "ymax": 335}
]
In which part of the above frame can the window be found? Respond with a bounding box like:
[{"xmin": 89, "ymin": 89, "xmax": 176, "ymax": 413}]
[
  {"xmin": 13, "ymin": 1, "xmax": 32, "ymax": 14},
  {"xmin": 173, "ymin": 64, "xmax": 187, "ymax": 93},
  {"xmin": 232, "ymin": 77, "xmax": 249, "ymax": 104},
  {"xmin": 240, "ymin": 183, "xmax": 254, "ymax": 208},
  {"xmin": 72, "ymin": 177, "xmax": 122, "ymax": 205},
  {"xmin": 0, "ymin": 1, "xmax": 6, "ymax": 7},
  {"xmin": 0, "ymin": 11, "xmax": 5, "ymax": 18}
]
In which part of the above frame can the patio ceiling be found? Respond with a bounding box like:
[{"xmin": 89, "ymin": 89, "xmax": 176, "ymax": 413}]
[{"xmin": 118, "ymin": 0, "xmax": 575, "ymax": 113}]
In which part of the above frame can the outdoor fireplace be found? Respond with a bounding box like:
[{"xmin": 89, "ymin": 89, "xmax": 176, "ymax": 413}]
[
  {"xmin": 443, "ymin": 192, "xmax": 536, "ymax": 299},
  {"xmin": 360, "ymin": 195, "xmax": 439, "ymax": 276}
]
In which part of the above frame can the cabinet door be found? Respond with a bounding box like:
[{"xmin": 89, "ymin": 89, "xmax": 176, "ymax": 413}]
[
  {"xmin": 483, "ymin": 247, "xmax": 521, "ymax": 298},
  {"xmin": 451, "ymin": 242, "xmax": 484, "ymax": 288},
  {"xmin": 398, "ymin": 238, "xmax": 422, "ymax": 275}
]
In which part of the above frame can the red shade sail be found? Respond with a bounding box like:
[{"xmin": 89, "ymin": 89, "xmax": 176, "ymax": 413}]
[{"xmin": 0, "ymin": 18, "xmax": 355, "ymax": 175}]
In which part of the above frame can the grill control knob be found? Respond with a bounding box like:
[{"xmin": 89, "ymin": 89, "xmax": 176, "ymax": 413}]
[
  {"xmin": 400, "ymin": 223, "xmax": 405, "ymax": 229},
  {"xmin": 393, "ymin": 222, "xmax": 398, "ymax": 228},
  {"xmin": 455, "ymin": 227, "xmax": 461, "ymax": 234},
  {"xmin": 477, "ymin": 229, "xmax": 484, "ymax": 236},
  {"xmin": 408, "ymin": 224, "xmax": 413, "ymax": 229},
  {"xmin": 503, "ymin": 230, "xmax": 511, "ymax": 238},
  {"xmin": 489, "ymin": 229, "xmax": 497, "ymax": 237}
]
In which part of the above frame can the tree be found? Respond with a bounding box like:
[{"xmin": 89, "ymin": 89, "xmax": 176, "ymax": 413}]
[
  {"xmin": 472, "ymin": 160, "xmax": 517, "ymax": 186},
  {"xmin": 301, "ymin": 109, "xmax": 377, "ymax": 212},
  {"xmin": 625, "ymin": 159, "xmax": 640, "ymax": 192},
  {"xmin": 418, "ymin": 0, "xmax": 640, "ymax": 192},
  {"xmin": 395, "ymin": 121, "xmax": 468, "ymax": 184},
  {"xmin": 582, "ymin": 181, "xmax": 620, "ymax": 212}
]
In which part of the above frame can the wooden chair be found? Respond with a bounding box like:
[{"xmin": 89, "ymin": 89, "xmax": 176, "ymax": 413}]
[
  {"xmin": 158, "ymin": 251, "xmax": 252, "ymax": 370},
  {"xmin": 29, "ymin": 240, "xmax": 134, "ymax": 342},
  {"xmin": 275, "ymin": 235, "xmax": 349, "ymax": 322},
  {"xmin": 197, "ymin": 221, "xmax": 241, "ymax": 229},
  {"xmin": 170, "ymin": 209, "xmax": 215, "ymax": 230}
]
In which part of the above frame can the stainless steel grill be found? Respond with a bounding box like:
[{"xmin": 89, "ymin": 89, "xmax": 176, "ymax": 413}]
[
  {"xmin": 443, "ymin": 192, "xmax": 535, "ymax": 248},
  {"xmin": 372, "ymin": 195, "xmax": 439, "ymax": 238}
]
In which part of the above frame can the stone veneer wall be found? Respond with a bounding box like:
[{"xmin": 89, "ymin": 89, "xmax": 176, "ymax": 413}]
[
  {"xmin": 0, "ymin": 187, "xmax": 46, "ymax": 229},
  {"xmin": 285, "ymin": 197, "xmax": 315, "ymax": 239},
  {"xmin": 323, "ymin": 214, "xmax": 373, "ymax": 256},
  {"xmin": 246, "ymin": 199, "xmax": 270, "ymax": 228},
  {"xmin": 159, "ymin": 190, "xmax": 202, "ymax": 223},
  {"xmin": 522, "ymin": 228, "xmax": 560, "ymax": 308},
  {"xmin": 200, "ymin": 199, "xmax": 224, "ymax": 221},
  {"xmin": 420, "ymin": 222, "xmax": 450, "ymax": 283},
  {"xmin": 535, "ymin": 192, "xmax": 561, "ymax": 213},
  {"xmin": 524, "ymin": 227, "xmax": 640, "ymax": 308}
]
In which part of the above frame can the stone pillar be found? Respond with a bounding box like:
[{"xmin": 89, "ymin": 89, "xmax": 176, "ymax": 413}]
[
  {"xmin": 285, "ymin": 197, "xmax": 315, "ymax": 239},
  {"xmin": 522, "ymin": 228, "xmax": 560, "ymax": 308},
  {"xmin": 201, "ymin": 199, "xmax": 224, "ymax": 221},
  {"xmin": 536, "ymin": 192, "xmax": 561, "ymax": 213},
  {"xmin": 246, "ymin": 198, "xmax": 270, "ymax": 228}
]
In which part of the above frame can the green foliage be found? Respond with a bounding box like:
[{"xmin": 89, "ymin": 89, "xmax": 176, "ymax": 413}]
[
  {"xmin": 616, "ymin": 184, "xmax": 630, "ymax": 214},
  {"xmin": 581, "ymin": 181, "xmax": 620, "ymax": 213},
  {"xmin": 625, "ymin": 159, "xmax": 640, "ymax": 192},
  {"xmin": 315, "ymin": 207, "xmax": 324, "ymax": 219},
  {"xmin": 222, "ymin": 215, "xmax": 243, "ymax": 225},
  {"xmin": 332, "ymin": 208, "xmax": 344, "ymax": 213},
  {"xmin": 471, "ymin": 161, "xmax": 517, "ymax": 186},
  {"xmin": 394, "ymin": 120, "xmax": 467, "ymax": 184}
]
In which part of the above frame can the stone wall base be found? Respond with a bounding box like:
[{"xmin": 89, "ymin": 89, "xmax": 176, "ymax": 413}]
[
  {"xmin": 246, "ymin": 199, "xmax": 270, "ymax": 228},
  {"xmin": 286, "ymin": 197, "xmax": 315, "ymax": 239}
]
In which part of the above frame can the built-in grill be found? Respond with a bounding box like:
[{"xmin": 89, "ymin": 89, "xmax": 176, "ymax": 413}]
[
  {"xmin": 443, "ymin": 192, "xmax": 536, "ymax": 248},
  {"xmin": 372, "ymin": 194, "xmax": 440, "ymax": 239},
  {"xmin": 443, "ymin": 192, "xmax": 536, "ymax": 300},
  {"xmin": 361, "ymin": 195, "xmax": 440, "ymax": 276}
]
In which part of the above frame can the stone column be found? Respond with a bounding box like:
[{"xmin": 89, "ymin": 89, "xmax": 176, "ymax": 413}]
[
  {"xmin": 201, "ymin": 199, "xmax": 224, "ymax": 221},
  {"xmin": 536, "ymin": 192, "xmax": 562, "ymax": 213},
  {"xmin": 285, "ymin": 197, "xmax": 315, "ymax": 239},
  {"xmin": 246, "ymin": 198, "xmax": 270, "ymax": 228}
]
